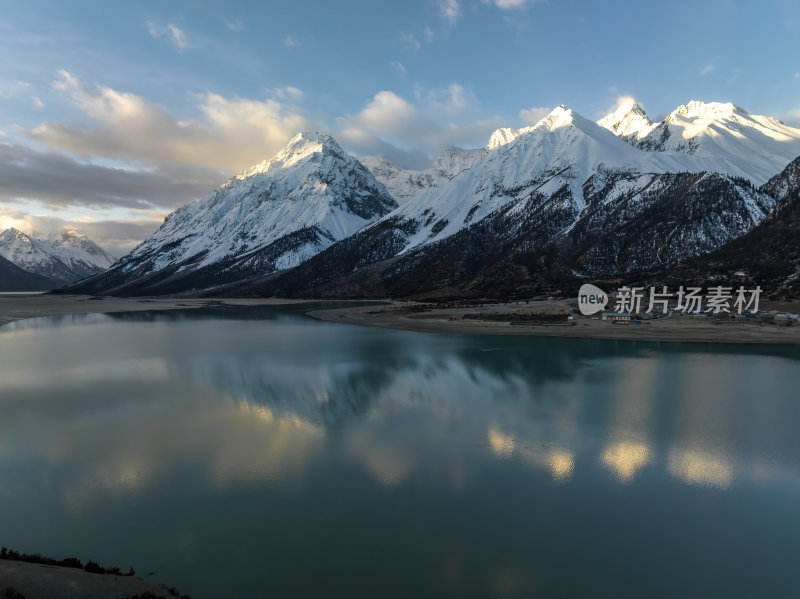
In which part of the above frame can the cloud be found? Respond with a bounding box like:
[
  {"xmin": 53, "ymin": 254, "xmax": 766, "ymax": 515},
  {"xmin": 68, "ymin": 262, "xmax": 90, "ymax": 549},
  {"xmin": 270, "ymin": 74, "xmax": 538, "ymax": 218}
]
[
  {"xmin": 146, "ymin": 22, "xmax": 189, "ymax": 53},
  {"xmin": 795, "ymin": 72, "xmax": 800, "ymax": 79},
  {"xmin": 31, "ymin": 96, "xmax": 44, "ymax": 110},
  {"xmin": 401, "ymin": 32, "xmax": 421, "ymax": 50},
  {"xmin": 484, "ymin": 0, "xmax": 535, "ymax": 8},
  {"xmin": 270, "ymin": 86, "xmax": 304, "ymax": 100},
  {"xmin": 225, "ymin": 19, "xmax": 245, "ymax": 32},
  {"xmin": 437, "ymin": 0, "xmax": 460, "ymax": 22},
  {"xmin": 699, "ymin": 63, "xmax": 716, "ymax": 76},
  {"xmin": 390, "ymin": 61, "xmax": 407, "ymax": 73},
  {"xmin": 337, "ymin": 88, "xmax": 505, "ymax": 168},
  {"xmin": 423, "ymin": 26, "xmax": 435, "ymax": 43},
  {"xmin": 21, "ymin": 71, "xmax": 307, "ymax": 172},
  {"xmin": 0, "ymin": 140, "xmax": 213, "ymax": 212},
  {"xmin": 518, "ymin": 106, "xmax": 551, "ymax": 124},
  {"xmin": 283, "ymin": 34, "xmax": 299, "ymax": 48},
  {"xmin": 0, "ymin": 80, "xmax": 32, "ymax": 99}
]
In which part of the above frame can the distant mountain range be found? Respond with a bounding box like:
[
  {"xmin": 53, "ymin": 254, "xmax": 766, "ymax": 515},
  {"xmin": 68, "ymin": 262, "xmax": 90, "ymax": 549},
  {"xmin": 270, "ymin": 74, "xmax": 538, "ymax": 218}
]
[
  {"xmin": 0, "ymin": 229, "xmax": 115, "ymax": 290},
  {"xmin": 61, "ymin": 100, "xmax": 800, "ymax": 300}
]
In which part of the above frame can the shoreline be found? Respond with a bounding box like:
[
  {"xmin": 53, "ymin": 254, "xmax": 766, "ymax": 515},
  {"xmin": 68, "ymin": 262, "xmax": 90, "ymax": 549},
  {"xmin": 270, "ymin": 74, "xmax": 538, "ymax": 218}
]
[
  {"xmin": 0, "ymin": 293, "xmax": 310, "ymax": 329},
  {"xmin": 1, "ymin": 294, "xmax": 799, "ymax": 345},
  {"xmin": 307, "ymin": 301, "xmax": 800, "ymax": 345}
]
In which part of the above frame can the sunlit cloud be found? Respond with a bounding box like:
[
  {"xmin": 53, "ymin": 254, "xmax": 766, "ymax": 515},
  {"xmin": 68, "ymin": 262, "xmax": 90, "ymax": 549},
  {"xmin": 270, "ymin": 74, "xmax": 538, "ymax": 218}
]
[
  {"xmin": 283, "ymin": 34, "xmax": 299, "ymax": 48},
  {"xmin": 518, "ymin": 105, "xmax": 551, "ymax": 125},
  {"xmin": 21, "ymin": 71, "xmax": 307, "ymax": 172},
  {"xmin": 337, "ymin": 88, "xmax": 505, "ymax": 168},
  {"xmin": 31, "ymin": 96, "xmax": 44, "ymax": 109},
  {"xmin": 390, "ymin": 61, "xmax": 406, "ymax": 73},
  {"xmin": 146, "ymin": 21, "xmax": 189, "ymax": 53}
]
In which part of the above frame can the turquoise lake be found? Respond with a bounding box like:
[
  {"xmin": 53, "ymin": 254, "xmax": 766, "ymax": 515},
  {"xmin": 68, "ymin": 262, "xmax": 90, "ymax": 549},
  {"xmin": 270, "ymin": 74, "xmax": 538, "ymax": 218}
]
[{"xmin": 1, "ymin": 304, "xmax": 799, "ymax": 598}]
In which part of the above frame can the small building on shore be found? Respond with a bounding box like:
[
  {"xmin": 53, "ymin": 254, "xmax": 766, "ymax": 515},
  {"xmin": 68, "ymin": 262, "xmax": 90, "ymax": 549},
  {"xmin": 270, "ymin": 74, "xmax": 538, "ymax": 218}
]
[{"xmin": 601, "ymin": 312, "xmax": 631, "ymax": 323}]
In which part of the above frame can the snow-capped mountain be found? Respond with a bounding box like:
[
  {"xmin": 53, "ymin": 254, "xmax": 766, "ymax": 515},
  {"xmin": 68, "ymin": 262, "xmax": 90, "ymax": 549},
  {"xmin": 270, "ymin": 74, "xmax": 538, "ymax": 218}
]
[
  {"xmin": 64, "ymin": 132, "xmax": 397, "ymax": 295},
  {"xmin": 64, "ymin": 101, "xmax": 800, "ymax": 299},
  {"xmin": 357, "ymin": 106, "xmax": 768, "ymax": 257},
  {"xmin": 359, "ymin": 146, "xmax": 484, "ymax": 202},
  {"xmin": 224, "ymin": 106, "xmax": 781, "ymax": 299},
  {"xmin": 0, "ymin": 228, "xmax": 115, "ymax": 285},
  {"xmin": 596, "ymin": 100, "xmax": 655, "ymax": 142},
  {"xmin": 665, "ymin": 156, "xmax": 800, "ymax": 296},
  {"xmin": 598, "ymin": 100, "xmax": 800, "ymax": 185},
  {"xmin": 486, "ymin": 125, "xmax": 536, "ymax": 150}
]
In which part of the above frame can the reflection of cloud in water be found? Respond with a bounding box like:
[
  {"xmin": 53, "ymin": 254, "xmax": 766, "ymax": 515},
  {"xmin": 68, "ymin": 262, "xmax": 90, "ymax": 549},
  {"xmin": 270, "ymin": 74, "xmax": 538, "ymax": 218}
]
[
  {"xmin": 602, "ymin": 442, "xmax": 650, "ymax": 484},
  {"xmin": 520, "ymin": 446, "xmax": 575, "ymax": 482},
  {"xmin": 30, "ymin": 394, "xmax": 325, "ymax": 509},
  {"xmin": 488, "ymin": 427, "xmax": 515, "ymax": 458},
  {"xmin": 362, "ymin": 451, "xmax": 413, "ymax": 489},
  {"xmin": 667, "ymin": 448, "xmax": 733, "ymax": 489}
]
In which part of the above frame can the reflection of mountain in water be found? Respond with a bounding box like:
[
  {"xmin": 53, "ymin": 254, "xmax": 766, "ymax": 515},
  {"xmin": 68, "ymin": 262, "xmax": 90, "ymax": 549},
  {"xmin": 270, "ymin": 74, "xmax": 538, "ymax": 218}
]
[{"xmin": 146, "ymin": 307, "xmax": 800, "ymax": 490}]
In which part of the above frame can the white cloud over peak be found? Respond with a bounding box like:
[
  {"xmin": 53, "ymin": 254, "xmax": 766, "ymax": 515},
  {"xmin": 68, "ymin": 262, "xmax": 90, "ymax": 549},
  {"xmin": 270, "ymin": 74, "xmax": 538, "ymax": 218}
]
[
  {"xmin": 146, "ymin": 22, "xmax": 189, "ymax": 53},
  {"xmin": 336, "ymin": 88, "xmax": 505, "ymax": 168},
  {"xmin": 518, "ymin": 105, "xmax": 551, "ymax": 124}
]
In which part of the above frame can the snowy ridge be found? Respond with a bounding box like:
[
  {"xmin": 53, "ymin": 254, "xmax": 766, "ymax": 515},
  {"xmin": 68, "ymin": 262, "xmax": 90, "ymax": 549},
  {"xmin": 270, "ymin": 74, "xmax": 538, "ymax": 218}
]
[
  {"xmin": 596, "ymin": 100, "xmax": 654, "ymax": 141},
  {"xmin": 486, "ymin": 125, "xmax": 536, "ymax": 150},
  {"xmin": 359, "ymin": 146, "xmax": 484, "ymax": 202},
  {"xmin": 598, "ymin": 100, "xmax": 800, "ymax": 185},
  {"xmin": 0, "ymin": 228, "xmax": 115, "ymax": 284},
  {"xmin": 368, "ymin": 105, "xmax": 772, "ymax": 256},
  {"xmin": 117, "ymin": 131, "xmax": 397, "ymax": 279}
]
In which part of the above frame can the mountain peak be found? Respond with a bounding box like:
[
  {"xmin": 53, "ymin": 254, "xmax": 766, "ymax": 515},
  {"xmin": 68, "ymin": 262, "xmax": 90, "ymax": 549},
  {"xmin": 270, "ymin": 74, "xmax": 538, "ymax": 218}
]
[
  {"xmin": 673, "ymin": 100, "xmax": 745, "ymax": 119},
  {"xmin": 231, "ymin": 131, "xmax": 344, "ymax": 181},
  {"xmin": 597, "ymin": 99, "xmax": 654, "ymax": 139}
]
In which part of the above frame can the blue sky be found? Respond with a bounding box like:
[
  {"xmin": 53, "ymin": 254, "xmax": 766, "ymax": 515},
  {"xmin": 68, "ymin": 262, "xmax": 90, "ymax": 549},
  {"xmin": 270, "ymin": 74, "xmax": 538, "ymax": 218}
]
[{"xmin": 1, "ymin": 0, "xmax": 799, "ymax": 253}]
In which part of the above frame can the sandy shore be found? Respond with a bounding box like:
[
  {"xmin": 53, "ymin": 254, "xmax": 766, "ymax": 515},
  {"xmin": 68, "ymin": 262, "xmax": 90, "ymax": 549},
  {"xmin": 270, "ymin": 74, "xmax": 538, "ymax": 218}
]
[
  {"xmin": 0, "ymin": 561, "xmax": 182, "ymax": 599},
  {"xmin": 2, "ymin": 294, "xmax": 799, "ymax": 345},
  {"xmin": 0, "ymin": 293, "xmax": 308, "ymax": 329},
  {"xmin": 308, "ymin": 301, "xmax": 800, "ymax": 345}
]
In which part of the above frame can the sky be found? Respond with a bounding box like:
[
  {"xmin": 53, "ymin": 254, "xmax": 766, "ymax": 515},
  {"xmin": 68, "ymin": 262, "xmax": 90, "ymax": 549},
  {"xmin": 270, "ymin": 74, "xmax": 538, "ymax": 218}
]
[{"xmin": 1, "ymin": 0, "xmax": 799, "ymax": 255}]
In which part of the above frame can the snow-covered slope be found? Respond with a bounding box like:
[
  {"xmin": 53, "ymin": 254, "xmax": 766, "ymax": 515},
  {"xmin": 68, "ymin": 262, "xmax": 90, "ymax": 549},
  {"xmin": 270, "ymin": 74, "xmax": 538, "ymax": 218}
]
[
  {"xmin": 0, "ymin": 228, "xmax": 115, "ymax": 284},
  {"xmin": 39, "ymin": 230, "xmax": 116, "ymax": 270},
  {"xmin": 65, "ymin": 132, "xmax": 397, "ymax": 295},
  {"xmin": 599, "ymin": 100, "xmax": 800, "ymax": 185},
  {"xmin": 596, "ymin": 100, "xmax": 655, "ymax": 142},
  {"xmin": 371, "ymin": 105, "xmax": 768, "ymax": 255},
  {"xmin": 359, "ymin": 147, "xmax": 484, "ymax": 203},
  {"xmin": 486, "ymin": 126, "xmax": 536, "ymax": 150}
]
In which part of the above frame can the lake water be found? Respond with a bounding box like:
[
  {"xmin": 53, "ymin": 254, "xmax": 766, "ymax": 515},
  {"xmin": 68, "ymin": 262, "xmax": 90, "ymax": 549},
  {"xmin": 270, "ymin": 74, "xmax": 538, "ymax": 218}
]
[{"xmin": 1, "ymin": 304, "xmax": 799, "ymax": 598}]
